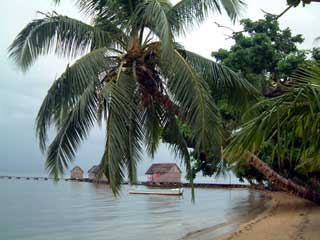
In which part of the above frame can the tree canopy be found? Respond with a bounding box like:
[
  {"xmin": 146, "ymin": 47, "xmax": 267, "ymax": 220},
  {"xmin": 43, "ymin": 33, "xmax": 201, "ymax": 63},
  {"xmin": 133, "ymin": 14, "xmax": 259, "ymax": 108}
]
[
  {"xmin": 190, "ymin": 14, "xmax": 320, "ymax": 186},
  {"xmin": 212, "ymin": 15, "xmax": 307, "ymax": 94},
  {"xmin": 226, "ymin": 64, "xmax": 320, "ymax": 187}
]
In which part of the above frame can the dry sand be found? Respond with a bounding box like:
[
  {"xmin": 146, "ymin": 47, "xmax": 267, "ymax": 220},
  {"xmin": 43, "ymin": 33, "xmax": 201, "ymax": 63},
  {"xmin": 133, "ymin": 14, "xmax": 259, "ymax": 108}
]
[{"xmin": 213, "ymin": 191, "xmax": 320, "ymax": 240}]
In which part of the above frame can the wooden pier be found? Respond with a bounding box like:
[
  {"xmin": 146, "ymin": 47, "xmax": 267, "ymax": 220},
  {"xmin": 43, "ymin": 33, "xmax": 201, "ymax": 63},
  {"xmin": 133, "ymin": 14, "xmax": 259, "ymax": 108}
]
[
  {"xmin": 0, "ymin": 176, "xmax": 108, "ymax": 183},
  {"xmin": 0, "ymin": 176, "xmax": 65, "ymax": 181},
  {"xmin": 0, "ymin": 175, "xmax": 248, "ymax": 189}
]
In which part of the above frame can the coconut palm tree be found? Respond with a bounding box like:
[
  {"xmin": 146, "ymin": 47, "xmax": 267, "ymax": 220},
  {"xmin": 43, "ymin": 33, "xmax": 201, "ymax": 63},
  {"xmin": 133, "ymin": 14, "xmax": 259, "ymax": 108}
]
[
  {"xmin": 8, "ymin": 0, "xmax": 253, "ymax": 193},
  {"xmin": 226, "ymin": 64, "xmax": 320, "ymax": 203}
]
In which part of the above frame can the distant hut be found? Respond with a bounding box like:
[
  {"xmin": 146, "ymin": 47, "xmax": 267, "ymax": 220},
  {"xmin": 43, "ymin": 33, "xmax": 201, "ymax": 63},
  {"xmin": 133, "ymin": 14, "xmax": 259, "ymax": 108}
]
[
  {"xmin": 70, "ymin": 166, "xmax": 84, "ymax": 180},
  {"xmin": 88, "ymin": 165, "xmax": 108, "ymax": 183},
  {"xmin": 145, "ymin": 163, "xmax": 181, "ymax": 183}
]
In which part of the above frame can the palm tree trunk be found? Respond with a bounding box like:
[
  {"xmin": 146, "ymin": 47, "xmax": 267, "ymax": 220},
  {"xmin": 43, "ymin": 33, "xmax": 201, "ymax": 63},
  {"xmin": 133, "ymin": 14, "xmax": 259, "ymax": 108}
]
[
  {"xmin": 246, "ymin": 151, "xmax": 320, "ymax": 203},
  {"xmin": 155, "ymin": 91, "xmax": 320, "ymax": 204}
]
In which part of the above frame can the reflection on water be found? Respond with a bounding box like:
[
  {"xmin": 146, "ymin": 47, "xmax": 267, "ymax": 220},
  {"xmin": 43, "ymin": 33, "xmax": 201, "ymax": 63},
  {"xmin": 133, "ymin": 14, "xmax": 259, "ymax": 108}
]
[{"xmin": 0, "ymin": 179, "xmax": 269, "ymax": 240}]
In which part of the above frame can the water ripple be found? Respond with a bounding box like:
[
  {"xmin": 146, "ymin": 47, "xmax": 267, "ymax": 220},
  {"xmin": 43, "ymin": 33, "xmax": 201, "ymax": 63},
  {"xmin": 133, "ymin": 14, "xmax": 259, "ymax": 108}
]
[{"xmin": 0, "ymin": 179, "xmax": 268, "ymax": 240}]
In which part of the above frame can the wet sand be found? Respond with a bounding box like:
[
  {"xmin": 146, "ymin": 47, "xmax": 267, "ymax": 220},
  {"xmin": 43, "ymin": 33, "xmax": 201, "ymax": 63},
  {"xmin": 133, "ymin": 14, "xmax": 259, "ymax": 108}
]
[
  {"xmin": 212, "ymin": 191, "xmax": 320, "ymax": 240},
  {"xmin": 182, "ymin": 189, "xmax": 272, "ymax": 240}
]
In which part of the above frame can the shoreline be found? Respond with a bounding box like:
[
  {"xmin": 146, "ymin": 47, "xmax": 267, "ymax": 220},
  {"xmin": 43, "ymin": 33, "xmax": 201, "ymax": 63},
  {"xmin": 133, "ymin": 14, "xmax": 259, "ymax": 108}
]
[
  {"xmin": 185, "ymin": 190, "xmax": 320, "ymax": 240},
  {"xmin": 182, "ymin": 190, "xmax": 320, "ymax": 240},
  {"xmin": 181, "ymin": 189, "xmax": 272, "ymax": 240}
]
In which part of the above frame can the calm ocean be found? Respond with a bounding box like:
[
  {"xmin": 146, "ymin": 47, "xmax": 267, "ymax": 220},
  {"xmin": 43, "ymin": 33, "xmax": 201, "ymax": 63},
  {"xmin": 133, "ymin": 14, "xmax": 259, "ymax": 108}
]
[{"xmin": 0, "ymin": 179, "xmax": 269, "ymax": 240}]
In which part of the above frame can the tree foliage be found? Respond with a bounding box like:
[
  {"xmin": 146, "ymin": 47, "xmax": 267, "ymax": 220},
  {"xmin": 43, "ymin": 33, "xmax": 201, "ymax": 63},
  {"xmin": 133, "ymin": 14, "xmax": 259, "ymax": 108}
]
[
  {"xmin": 212, "ymin": 15, "xmax": 306, "ymax": 93},
  {"xmin": 193, "ymin": 15, "xmax": 320, "ymax": 184},
  {"xmin": 287, "ymin": 0, "xmax": 320, "ymax": 7},
  {"xmin": 226, "ymin": 64, "xmax": 320, "ymax": 189}
]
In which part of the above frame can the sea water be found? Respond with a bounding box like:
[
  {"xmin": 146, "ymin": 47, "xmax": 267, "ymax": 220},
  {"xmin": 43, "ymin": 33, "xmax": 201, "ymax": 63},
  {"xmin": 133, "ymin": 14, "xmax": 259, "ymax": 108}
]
[{"xmin": 0, "ymin": 179, "xmax": 269, "ymax": 240}]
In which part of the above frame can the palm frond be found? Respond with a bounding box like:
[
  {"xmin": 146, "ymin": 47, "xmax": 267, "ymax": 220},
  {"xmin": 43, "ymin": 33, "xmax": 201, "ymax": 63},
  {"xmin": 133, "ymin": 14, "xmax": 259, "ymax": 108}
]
[
  {"xmin": 220, "ymin": 0, "xmax": 245, "ymax": 22},
  {"xmin": 8, "ymin": 12, "xmax": 115, "ymax": 71},
  {"xmin": 101, "ymin": 110, "xmax": 126, "ymax": 194},
  {"xmin": 225, "ymin": 64, "xmax": 320, "ymax": 172},
  {"xmin": 170, "ymin": 0, "xmax": 245, "ymax": 35},
  {"xmin": 36, "ymin": 48, "xmax": 116, "ymax": 151},
  {"xmin": 125, "ymin": 108, "xmax": 144, "ymax": 184},
  {"xmin": 100, "ymin": 73, "xmax": 142, "ymax": 194},
  {"xmin": 76, "ymin": 0, "xmax": 136, "ymax": 17},
  {"xmin": 124, "ymin": 80, "xmax": 144, "ymax": 184},
  {"xmin": 179, "ymin": 49, "xmax": 258, "ymax": 107},
  {"xmin": 164, "ymin": 49, "xmax": 222, "ymax": 154},
  {"xmin": 142, "ymin": 100, "xmax": 164, "ymax": 158},
  {"xmin": 133, "ymin": 0, "xmax": 174, "ymax": 59},
  {"xmin": 46, "ymin": 82, "xmax": 98, "ymax": 178}
]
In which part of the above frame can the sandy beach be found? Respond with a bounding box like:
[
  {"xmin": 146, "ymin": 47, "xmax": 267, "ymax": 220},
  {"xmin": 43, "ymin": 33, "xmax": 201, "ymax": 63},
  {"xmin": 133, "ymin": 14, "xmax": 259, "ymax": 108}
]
[{"xmin": 213, "ymin": 191, "xmax": 320, "ymax": 240}]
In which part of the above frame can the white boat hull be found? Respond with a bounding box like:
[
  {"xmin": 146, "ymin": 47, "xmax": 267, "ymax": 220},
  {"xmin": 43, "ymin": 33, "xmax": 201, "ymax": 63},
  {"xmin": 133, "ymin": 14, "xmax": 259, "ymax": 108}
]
[{"xmin": 129, "ymin": 188, "xmax": 183, "ymax": 196}]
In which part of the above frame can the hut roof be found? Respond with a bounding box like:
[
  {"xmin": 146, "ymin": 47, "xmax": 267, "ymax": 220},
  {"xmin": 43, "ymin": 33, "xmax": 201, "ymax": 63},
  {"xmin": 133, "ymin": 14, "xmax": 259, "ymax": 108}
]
[
  {"xmin": 88, "ymin": 165, "xmax": 100, "ymax": 174},
  {"xmin": 70, "ymin": 166, "xmax": 83, "ymax": 173},
  {"xmin": 145, "ymin": 163, "xmax": 181, "ymax": 174}
]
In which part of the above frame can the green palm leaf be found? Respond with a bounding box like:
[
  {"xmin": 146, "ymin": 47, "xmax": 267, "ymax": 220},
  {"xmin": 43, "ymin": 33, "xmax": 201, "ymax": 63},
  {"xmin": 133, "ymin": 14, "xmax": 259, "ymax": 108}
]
[
  {"xmin": 8, "ymin": 12, "xmax": 116, "ymax": 71},
  {"xmin": 179, "ymin": 49, "xmax": 258, "ymax": 106},
  {"xmin": 46, "ymin": 82, "xmax": 98, "ymax": 178},
  {"xmin": 164, "ymin": 49, "xmax": 222, "ymax": 153},
  {"xmin": 125, "ymin": 104, "xmax": 144, "ymax": 184},
  {"xmin": 170, "ymin": 0, "xmax": 245, "ymax": 35},
  {"xmin": 226, "ymin": 64, "xmax": 320, "ymax": 172},
  {"xmin": 36, "ymin": 48, "xmax": 116, "ymax": 151},
  {"xmin": 143, "ymin": 101, "xmax": 164, "ymax": 158},
  {"xmin": 133, "ymin": 0, "xmax": 175, "ymax": 59},
  {"xmin": 100, "ymin": 73, "xmax": 141, "ymax": 194}
]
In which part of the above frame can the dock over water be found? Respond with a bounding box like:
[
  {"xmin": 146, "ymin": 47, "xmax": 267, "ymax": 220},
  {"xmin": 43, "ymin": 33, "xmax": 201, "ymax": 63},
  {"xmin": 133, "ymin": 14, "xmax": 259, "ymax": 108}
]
[{"xmin": 0, "ymin": 175, "xmax": 248, "ymax": 188}]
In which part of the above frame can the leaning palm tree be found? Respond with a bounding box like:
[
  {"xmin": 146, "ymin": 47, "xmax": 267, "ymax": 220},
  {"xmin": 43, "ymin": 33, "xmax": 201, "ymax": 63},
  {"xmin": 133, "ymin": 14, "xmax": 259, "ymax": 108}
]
[
  {"xmin": 9, "ymin": 0, "xmax": 253, "ymax": 193},
  {"xmin": 226, "ymin": 64, "xmax": 320, "ymax": 203}
]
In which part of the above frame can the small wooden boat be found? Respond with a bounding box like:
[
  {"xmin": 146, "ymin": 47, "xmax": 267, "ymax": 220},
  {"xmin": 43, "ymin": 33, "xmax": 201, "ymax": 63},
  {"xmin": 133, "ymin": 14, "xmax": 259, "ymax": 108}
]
[{"xmin": 129, "ymin": 187, "xmax": 183, "ymax": 196}]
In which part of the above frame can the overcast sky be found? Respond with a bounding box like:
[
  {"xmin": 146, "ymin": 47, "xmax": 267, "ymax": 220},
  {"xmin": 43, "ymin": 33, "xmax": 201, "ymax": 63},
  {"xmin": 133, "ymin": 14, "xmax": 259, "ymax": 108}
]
[{"xmin": 0, "ymin": 0, "xmax": 319, "ymax": 180}]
